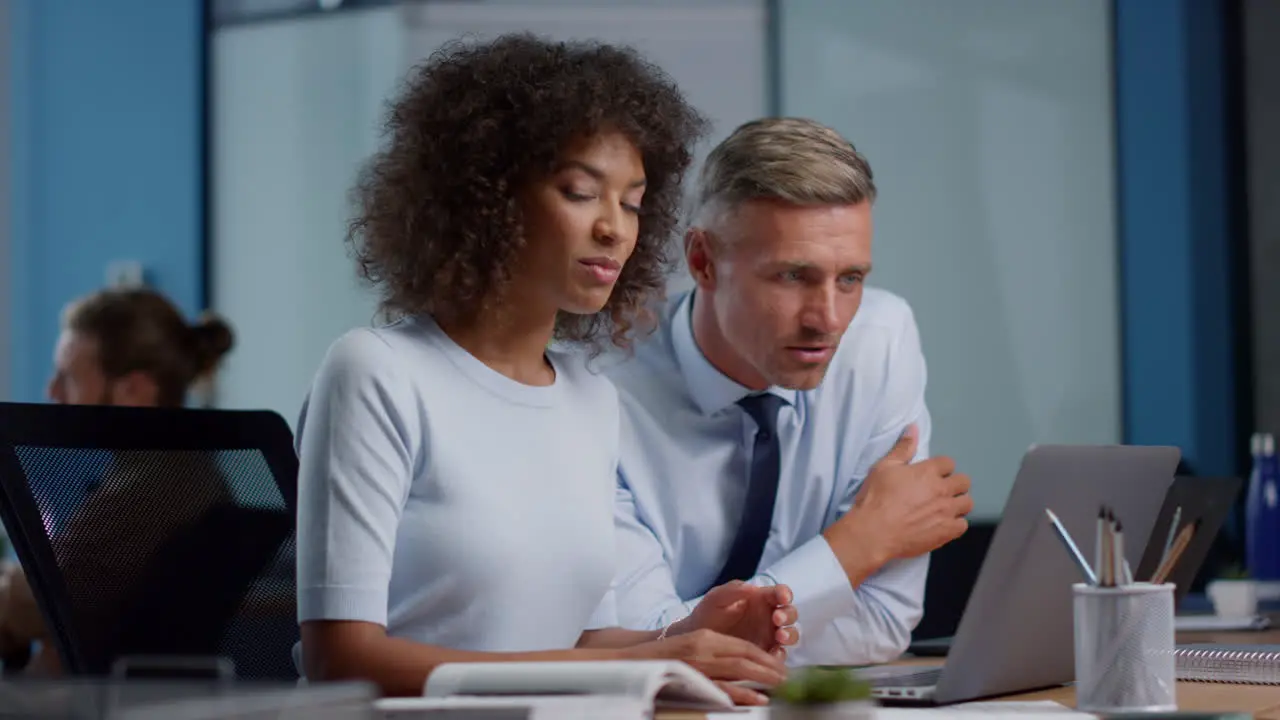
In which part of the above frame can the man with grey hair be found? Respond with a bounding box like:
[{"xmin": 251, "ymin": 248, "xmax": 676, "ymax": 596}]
[{"xmin": 608, "ymin": 117, "xmax": 973, "ymax": 665}]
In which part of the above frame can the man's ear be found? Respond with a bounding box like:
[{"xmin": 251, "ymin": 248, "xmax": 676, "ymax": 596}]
[{"xmin": 685, "ymin": 228, "xmax": 718, "ymax": 290}]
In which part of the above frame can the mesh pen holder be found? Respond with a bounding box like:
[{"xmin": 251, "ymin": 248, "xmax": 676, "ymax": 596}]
[{"xmin": 1072, "ymin": 582, "xmax": 1177, "ymax": 713}]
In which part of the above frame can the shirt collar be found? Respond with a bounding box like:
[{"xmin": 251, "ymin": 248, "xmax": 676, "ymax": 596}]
[{"xmin": 671, "ymin": 290, "xmax": 797, "ymax": 416}]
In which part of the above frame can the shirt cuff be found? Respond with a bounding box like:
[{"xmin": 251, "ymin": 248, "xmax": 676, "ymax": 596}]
[
  {"xmin": 759, "ymin": 535, "xmax": 856, "ymax": 626},
  {"xmin": 297, "ymin": 585, "xmax": 388, "ymax": 626}
]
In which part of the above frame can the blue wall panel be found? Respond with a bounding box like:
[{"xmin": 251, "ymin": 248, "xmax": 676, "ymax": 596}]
[
  {"xmin": 8, "ymin": 0, "xmax": 204, "ymax": 402},
  {"xmin": 1116, "ymin": 0, "xmax": 1238, "ymax": 475}
]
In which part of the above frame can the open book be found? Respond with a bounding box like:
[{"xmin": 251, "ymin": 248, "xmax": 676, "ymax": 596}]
[{"xmin": 375, "ymin": 661, "xmax": 736, "ymax": 719}]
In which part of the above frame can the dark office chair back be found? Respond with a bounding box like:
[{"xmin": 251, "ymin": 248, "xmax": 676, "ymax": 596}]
[
  {"xmin": 0, "ymin": 402, "xmax": 300, "ymax": 680},
  {"xmin": 912, "ymin": 521, "xmax": 997, "ymax": 641}
]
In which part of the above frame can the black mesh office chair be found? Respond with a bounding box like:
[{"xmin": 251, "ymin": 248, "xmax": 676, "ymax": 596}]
[{"xmin": 0, "ymin": 402, "xmax": 300, "ymax": 680}]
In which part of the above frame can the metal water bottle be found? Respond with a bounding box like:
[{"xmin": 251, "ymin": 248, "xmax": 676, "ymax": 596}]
[{"xmin": 1247, "ymin": 432, "xmax": 1280, "ymax": 579}]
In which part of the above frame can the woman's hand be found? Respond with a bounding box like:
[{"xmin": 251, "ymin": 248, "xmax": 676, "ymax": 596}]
[
  {"xmin": 674, "ymin": 581, "xmax": 799, "ymax": 655},
  {"xmin": 620, "ymin": 628, "xmax": 786, "ymax": 706}
]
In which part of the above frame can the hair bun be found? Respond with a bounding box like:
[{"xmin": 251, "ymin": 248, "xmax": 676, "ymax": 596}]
[{"xmin": 189, "ymin": 312, "xmax": 236, "ymax": 376}]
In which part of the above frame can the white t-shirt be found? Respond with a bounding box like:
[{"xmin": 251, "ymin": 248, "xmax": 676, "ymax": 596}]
[{"xmin": 295, "ymin": 315, "xmax": 619, "ymax": 654}]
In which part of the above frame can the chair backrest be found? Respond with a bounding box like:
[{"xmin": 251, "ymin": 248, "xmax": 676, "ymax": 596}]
[
  {"xmin": 912, "ymin": 520, "xmax": 997, "ymax": 641},
  {"xmin": 0, "ymin": 402, "xmax": 300, "ymax": 680}
]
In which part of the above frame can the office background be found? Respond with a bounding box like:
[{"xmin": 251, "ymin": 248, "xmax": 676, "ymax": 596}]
[{"xmin": 0, "ymin": 0, "xmax": 1272, "ymax": 523}]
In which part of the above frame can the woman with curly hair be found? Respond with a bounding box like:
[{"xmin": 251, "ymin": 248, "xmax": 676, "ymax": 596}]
[{"xmin": 294, "ymin": 34, "xmax": 796, "ymax": 702}]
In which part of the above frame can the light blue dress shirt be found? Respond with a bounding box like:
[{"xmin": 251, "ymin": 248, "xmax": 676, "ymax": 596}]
[{"xmin": 607, "ymin": 287, "xmax": 933, "ymax": 666}]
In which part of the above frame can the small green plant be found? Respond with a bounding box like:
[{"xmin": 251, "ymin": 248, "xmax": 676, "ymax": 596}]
[
  {"xmin": 773, "ymin": 667, "xmax": 873, "ymax": 705},
  {"xmin": 1220, "ymin": 563, "xmax": 1251, "ymax": 580}
]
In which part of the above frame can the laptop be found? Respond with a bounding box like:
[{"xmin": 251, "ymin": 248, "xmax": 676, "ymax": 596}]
[
  {"xmin": 1135, "ymin": 475, "xmax": 1243, "ymax": 605},
  {"xmin": 905, "ymin": 474, "xmax": 1244, "ymax": 657},
  {"xmin": 852, "ymin": 444, "xmax": 1181, "ymax": 705}
]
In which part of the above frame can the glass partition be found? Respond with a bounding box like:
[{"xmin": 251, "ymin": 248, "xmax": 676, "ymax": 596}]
[
  {"xmin": 210, "ymin": 0, "xmax": 1119, "ymax": 519},
  {"xmin": 209, "ymin": 0, "xmax": 767, "ymax": 424},
  {"xmin": 779, "ymin": 0, "xmax": 1120, "ymax": 518}
]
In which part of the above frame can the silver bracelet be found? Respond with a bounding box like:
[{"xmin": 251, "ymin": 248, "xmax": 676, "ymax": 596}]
[{"xmin": 656, "ymin": 621, "xmax": 675, "ymax": 641}]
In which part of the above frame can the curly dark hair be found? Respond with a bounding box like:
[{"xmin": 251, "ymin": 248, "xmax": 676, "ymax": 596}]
[{"xmin": 348, "ymin": 33, "xmax": 708, "ymax": 350}]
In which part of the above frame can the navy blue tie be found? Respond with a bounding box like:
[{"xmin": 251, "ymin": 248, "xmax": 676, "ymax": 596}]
[{"xmin": 711, "ymin": 392, "xmax": 786, "ymax": 590}]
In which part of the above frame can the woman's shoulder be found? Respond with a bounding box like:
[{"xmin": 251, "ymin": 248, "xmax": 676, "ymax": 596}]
[{"xmin": 318, "ymin": 318, "xmax": 447, "ymax": 379}]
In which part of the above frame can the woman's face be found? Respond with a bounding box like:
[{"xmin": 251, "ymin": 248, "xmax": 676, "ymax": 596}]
[{"xmin": 514, "ymin": 130, "xmax": 647, "ymax": 316}]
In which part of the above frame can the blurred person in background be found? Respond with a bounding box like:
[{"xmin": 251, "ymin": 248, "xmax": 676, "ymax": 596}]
[
  {"xmin": 0, "ymin": 287, "xmax": 235, "ymax": 675},
  {"xmin": 47, "ymin": 287, "xmax": 234, "ymax": 407},
  {"xmin": 295, "ymin": 34, "xmax": 794, "ymax": 703}
]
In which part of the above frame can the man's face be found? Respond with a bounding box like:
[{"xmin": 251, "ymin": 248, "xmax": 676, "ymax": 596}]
[
  {"xmin": 46, "ymin": 330, "xmax": 157, "ymax": 406},
  {"xmin": 47, "ymin": 330, "xmax": 112, "ymax": 405},
  {"xmin": 689, "ymin": 198, "xmax": 873, "ymax": 391}
]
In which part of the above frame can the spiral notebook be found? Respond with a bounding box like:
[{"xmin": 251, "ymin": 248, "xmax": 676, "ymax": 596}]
[{"xmin": 1176, "ymin": 644, "xmax": 1280, "ymax": 685}]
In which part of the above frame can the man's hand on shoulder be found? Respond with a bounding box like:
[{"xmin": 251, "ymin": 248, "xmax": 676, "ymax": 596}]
[{"xmin": 823, "ymin": 424, "xmax": 973, "ymax": 585}]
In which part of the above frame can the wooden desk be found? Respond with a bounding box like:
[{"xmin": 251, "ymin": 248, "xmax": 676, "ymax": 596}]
[
  {"xmin": 667, "ymin": 621, "xmax": 1280, "ymax": 718},
  {"xmin": 992, "ymin": 620, "xmax": 1280, "ymax": 717},
  {"xmin": 1002, "ymin": 679, "xmax": 1280, "ymax": 718},
  {"xmin": 889, "ymin": 655, "xmax": 1280, "ymax": 717},
  {"xmin": 658, "ymin": 682, "xmax": 1280, "ymax": 720}
]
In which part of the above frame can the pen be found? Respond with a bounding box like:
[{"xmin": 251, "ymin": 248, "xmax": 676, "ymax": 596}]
[{"xmin": 1045, "ymin": 508, "xmax": 1099, "ymax": 585}]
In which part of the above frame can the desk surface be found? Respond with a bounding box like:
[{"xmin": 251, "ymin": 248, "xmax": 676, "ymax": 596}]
[
  {"xmin": 964, "ymin": 622, "xmax": 1280, "ymax": 717},
  {"xmin": 1001, "ymin": 681, "xmax": 1280, "ymax": 718}
]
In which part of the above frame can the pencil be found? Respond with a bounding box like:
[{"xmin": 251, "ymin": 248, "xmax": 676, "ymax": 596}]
[
  {"xmin": 1045, "ymin": 508, "xmax": 1099, "ymax": 585},
  {"xmin": 1102, "ymin": 507, "xmax": 1114, "ymax": 586},
  {"xmin": 1095, "ymin": 506, "xmax": 1105, "ymax": 587},
  {"xmin": 1113, "ymin": 520, "xmax": 1127, "ymax": 586},
  {"xmin": 1161, "ymin": 505, "xmax": 1182, "ymax": 569},
  {"xmin": 1151, "ymin": 519, "xmax": 1199, "ymax": 585}
]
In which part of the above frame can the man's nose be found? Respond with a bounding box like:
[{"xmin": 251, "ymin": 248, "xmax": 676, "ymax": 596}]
[{"xmin": 803, "ymin": 286, "xmax": 841, "ymax": 334}]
